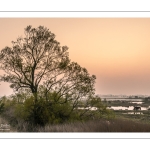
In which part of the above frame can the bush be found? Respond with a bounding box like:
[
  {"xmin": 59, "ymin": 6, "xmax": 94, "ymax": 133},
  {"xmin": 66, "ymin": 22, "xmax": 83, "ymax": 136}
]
[{"xmin": 0, "ymin": 92, "xmax": 114, "ymax": 129}]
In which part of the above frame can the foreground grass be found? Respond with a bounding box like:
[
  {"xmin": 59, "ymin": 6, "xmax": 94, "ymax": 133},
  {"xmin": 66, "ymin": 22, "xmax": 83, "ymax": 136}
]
[
  {"xmin": 36, "ymin": 118, "xmax": 150, "ymax": 132},
  {"xmin": 1, "ymin": 117, "xmax": 150, "ymax": 132}
]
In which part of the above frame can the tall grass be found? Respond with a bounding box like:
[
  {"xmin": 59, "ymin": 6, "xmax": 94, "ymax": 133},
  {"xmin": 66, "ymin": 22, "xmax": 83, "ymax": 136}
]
[
  {"xmin": 3, "ymin": 118, "xmax": 150, "ymax": 132},
  {"xmin": 36, "ymin": 118, "xmax": 150, "ymax": 132}
]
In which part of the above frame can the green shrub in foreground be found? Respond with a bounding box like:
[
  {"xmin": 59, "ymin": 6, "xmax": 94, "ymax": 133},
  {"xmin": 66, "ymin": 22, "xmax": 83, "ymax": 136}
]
[{"xmin": 1, "ymin": 93, "xmax": 114, "ymax": 128}]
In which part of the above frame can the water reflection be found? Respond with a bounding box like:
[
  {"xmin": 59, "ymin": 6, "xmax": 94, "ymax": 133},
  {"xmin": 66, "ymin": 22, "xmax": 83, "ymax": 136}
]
[
  {"xmin": 78, "ymin": 107, "xmax": 97, "ymax": 110},
  {"xmin": 123, "ymin": 112, "xmax": 143, "ymax": 114},
  {"xmin": 130, "ymin": 101, "xmax": 143, "ymax": 104},
  {"xmin": 108, "ymin": 106, "xmax": 147, "ymax": 110},
  {"xmin": 102, "ymin": 98, "xmax": 143, "ymax": 101}
]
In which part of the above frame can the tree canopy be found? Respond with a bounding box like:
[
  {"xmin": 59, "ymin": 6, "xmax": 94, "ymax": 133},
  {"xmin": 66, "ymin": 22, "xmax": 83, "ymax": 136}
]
[
  {"xmin": 0, "ymin": 25, "xmax": 111, "ymax": 125},
  {"xmin": 0, "ymin": 25, "xmax": 96, "ymax": 99}
]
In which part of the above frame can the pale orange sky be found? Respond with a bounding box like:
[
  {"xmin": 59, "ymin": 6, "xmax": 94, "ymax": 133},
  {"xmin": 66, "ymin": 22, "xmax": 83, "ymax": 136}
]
[{"xmin": 0, "ymin": 18, "xmax": 150, "ymax": 96}]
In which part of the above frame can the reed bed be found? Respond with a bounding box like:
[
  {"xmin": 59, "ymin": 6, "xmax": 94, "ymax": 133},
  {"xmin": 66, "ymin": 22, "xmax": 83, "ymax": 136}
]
[
  {"xmin": 36, "ymin": 119, "xmax": 150, "ymax": 132},
  {"xmin": 1, "ymin": 116, "xmax": 150, "ymax": 132}
]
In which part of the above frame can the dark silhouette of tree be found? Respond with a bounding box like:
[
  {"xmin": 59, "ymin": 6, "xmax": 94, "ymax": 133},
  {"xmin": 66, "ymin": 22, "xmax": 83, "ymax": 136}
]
[{"xmin": 0, "ymin": 25, "xmax": 97, "ymax": 125}]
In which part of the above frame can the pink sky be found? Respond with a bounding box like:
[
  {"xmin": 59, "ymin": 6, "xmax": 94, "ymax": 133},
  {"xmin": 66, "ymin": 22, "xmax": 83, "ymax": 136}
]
[{"xmin": 0, "ymin": 18, "xmax": 150, "ymax": 96}]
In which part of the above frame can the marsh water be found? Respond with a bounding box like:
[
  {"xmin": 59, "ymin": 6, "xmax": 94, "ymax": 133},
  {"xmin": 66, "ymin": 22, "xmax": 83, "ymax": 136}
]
[
  {"xmin": 79, "ymin": 98, "xmax": 150, "ymax": 112},
  {"xmin": 102, "ymin": 98, "xmax": 150, "ymax": 112},
  {"xmin": 101, "ymin": 98, "xmax": 143, "ymax": 101},
  {"xmin": 108, "ymin": 106, "xmax": 147, "ymax": 110},
  {"xmin": 130, "ymin": 101, "xmax": 143, "ymax": 104}
]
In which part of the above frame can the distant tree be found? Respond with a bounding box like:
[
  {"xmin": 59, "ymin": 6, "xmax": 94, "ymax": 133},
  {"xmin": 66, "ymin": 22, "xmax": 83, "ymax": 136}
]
[{"xmin": 0, "ymin": 25, "xmax": 97, "ymax": 125}]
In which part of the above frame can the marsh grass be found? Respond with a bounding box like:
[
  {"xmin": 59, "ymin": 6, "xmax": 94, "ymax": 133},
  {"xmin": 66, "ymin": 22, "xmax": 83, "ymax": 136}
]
[
  {"xmin": 1, "ymin": 113, "xmax": 150, "ymax": 132},
  {"xmin": 12, "ymin": 118, "xmax": 150, "ymax": 132},
  {"xmin": 36, "ymin": 119, "xmax": 150, "ymax": 132}
]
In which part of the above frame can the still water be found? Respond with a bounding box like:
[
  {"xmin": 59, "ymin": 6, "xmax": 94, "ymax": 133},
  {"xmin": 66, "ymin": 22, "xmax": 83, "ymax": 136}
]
[
  {"xmin": 123, "ymin": 112, "xmax": 143, "ymax": 114},
  {"xmin": 108, "ymin": 106, "xmax": 147, "ymax": 110},
  {"xmin": 78, "ymin": 107, "xmax": 97, "ymax": 110},
  {"xmin": 78, "ymin": 106, "xmax": 147, "ymax": 111},
  {"xmin": 130, "ymin": 101, "xmax": 143, "ymax": 104},
  {"xmin": 102, "ymin": 98, "xmax": 143, "ymax": 101}
]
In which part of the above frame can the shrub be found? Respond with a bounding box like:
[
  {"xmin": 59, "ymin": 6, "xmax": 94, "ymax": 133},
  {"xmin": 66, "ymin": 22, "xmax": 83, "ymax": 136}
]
[{"xmin": 0, "ymin": 92, "xmax": 114, "ymax": 129}]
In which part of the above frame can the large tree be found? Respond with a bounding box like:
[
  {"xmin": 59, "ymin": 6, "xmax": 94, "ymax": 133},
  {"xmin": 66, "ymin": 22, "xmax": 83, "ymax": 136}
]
[{"xmin": 0, "ymin": 25, "xmax": 97, "ymax": 124}]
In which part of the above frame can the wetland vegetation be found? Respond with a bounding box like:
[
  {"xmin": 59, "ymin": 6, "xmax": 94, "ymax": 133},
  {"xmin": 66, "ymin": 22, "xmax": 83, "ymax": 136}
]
[
  {"xmin": 1, "ymin": 94, "xmax": 150, "ymax": 132},
  {"xmin": 0, "ymin": 25, "xmax": 150, "ymax": 132}
]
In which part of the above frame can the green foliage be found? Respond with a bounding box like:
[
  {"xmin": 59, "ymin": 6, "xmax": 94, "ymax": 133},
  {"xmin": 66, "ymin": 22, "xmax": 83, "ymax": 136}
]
[
  {"xmin": 0, "ymin": 25, "xmax": 97, "ymax": 125},
  {"xmin": 0, "ymin": 100, "xmax": 4, "ymax": 114},
  {"xmin": 27, "ymin": 93, "xmax": 81, "ymax": 125},
  {"xmin": 14, "ymin": 104, "xmax": 26, "ymax": 120},
  {"xmin": 0, "ymin": 91, "xmax": 115, "ymax": 128},
  {"xmin": 0, "ymin": 25, "xmax": 114, "ymax": 127},
  {"xmin": 77, "ymin": 95, "xmax": 115, "ymax": 120}
]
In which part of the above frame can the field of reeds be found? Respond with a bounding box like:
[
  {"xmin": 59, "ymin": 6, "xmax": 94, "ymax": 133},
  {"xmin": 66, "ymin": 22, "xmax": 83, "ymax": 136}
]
[
  {"xmin": 1, "ymin": 116, "xmax": 150, "ymax": 132},
  {"xmin": 36, "ymin": 118, "xmax": 150, "ymax": 132}
]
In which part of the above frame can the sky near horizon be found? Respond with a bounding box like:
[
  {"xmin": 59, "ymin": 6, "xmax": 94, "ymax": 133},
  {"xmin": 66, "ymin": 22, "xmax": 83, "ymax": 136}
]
[{"xmin": 0, "ymin": 18, "xmax": 150, "ymax": 96}]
